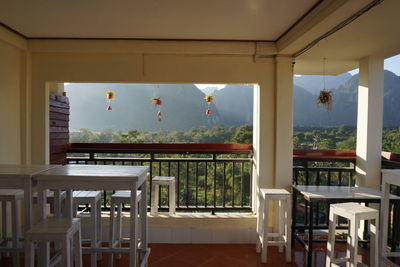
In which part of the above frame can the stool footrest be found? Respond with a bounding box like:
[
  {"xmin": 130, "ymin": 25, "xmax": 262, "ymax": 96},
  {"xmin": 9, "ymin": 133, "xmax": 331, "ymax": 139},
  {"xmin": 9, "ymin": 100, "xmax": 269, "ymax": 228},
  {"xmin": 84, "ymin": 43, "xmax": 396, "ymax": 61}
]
[{"xmin": 331, "ymin": 257, "xmax": 349, "ymax": 264}]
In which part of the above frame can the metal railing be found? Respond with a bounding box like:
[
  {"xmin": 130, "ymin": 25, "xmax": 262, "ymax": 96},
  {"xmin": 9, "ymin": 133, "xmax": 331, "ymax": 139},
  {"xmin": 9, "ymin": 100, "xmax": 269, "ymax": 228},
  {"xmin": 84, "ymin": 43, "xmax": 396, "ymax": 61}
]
[
  {"xmin": 292, "ymin": 150, "xmax": 357, "ymax": 227},
  {"xmin": 67, "ymin": 143, "xmax": 253, "ymax": 213}
]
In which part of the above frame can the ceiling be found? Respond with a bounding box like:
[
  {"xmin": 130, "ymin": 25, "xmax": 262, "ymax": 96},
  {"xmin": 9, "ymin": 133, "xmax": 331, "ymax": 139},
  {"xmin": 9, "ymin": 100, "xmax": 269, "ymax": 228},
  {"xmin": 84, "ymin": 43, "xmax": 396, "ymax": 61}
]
[
  {"xmin": 0, "ymin": 0, "xmax": 319, "ymax": 40},
  {"xmin": 295, "ymin": 0, "xmax": 400, "ymax": 74}
]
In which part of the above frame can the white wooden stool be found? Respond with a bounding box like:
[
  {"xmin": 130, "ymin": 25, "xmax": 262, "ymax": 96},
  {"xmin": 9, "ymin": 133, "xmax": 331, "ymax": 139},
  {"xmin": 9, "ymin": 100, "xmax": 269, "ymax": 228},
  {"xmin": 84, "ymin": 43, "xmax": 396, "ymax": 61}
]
[
  {"xmin": 33, "ymin": 190, "xmax": 66, "ymax": 215},
  {"xmin": 326, "ymin": 202, "xmax": 379, "ymax": 267},
  {"xmin": 25, "ymin": 218, "xmax": 82, "ymax": 267},
  {"xmin": 151, "ymin": 176, "xmax": 176, "ymax": 216},
  {"xmin": 108, "ymin": 190, "xmax": 142, "ymax": 266},
  {"xmin": 256, "ymin": 188, "xmax": 291, "ymax": 263},
  {"xmin": 0, "ymin": 189, "xmax": 23, "ymax": 267},
  {"xmin": 73, "ymin": 190, "xmax": 102, "ymax": 267}
]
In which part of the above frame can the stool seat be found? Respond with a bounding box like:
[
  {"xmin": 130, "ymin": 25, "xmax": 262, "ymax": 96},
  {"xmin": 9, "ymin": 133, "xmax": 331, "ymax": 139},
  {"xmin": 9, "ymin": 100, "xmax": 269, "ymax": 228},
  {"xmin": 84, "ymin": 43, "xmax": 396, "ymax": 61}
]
[
  {"xmin": 25, "ymin": 218, "xmax": 82, "ymax": 267},
  {"xmin": 330, "ymin": 202, "xmax": 379, "ymax": 218},
  {"xmin": 73, "ymin": 190, "xmax": 101, "ymax": 203},
  {"xmin": 259, "ymin": 188, "xmax": 290, "ymax": 199},
  {"xmin": 326, "ymin": 202, "xmax": 379, "ymax": 267},
  {"xmin": 153, "ymin": 176, "xmax": 175, "ymax": 184},
  {"xmin": 26, "ymin": 218, "xmax": 80, "ymax": 236},
  {"xmin": 0, "ymin": 189, "xmax": 24, "ymax": 200},
  {"xmin": 111, "ymin": 190, "xmax": 142, "ymax": 203}
]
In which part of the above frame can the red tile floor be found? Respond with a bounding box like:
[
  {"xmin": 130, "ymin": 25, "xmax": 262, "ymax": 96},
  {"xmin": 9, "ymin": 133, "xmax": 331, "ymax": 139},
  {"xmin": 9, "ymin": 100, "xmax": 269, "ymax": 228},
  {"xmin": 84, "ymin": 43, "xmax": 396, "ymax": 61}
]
[{"xmin": 0, "ymin": 241, "xmax": 372, "ymax": 267}]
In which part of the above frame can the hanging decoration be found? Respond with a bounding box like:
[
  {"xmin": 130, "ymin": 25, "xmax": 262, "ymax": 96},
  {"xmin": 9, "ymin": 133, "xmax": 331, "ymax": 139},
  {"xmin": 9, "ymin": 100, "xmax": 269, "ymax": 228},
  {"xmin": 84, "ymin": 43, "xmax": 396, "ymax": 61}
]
[
  {"xmin": 151, "ymin": 97, "xmax": 163, "ymax": 122},
  {"xmin": 106, "ymin": 90, "xmax": 115, "ymax": 111},
  {"xmin": 317, "ymin": 58, "xmax": 333, "ymax": 111},
  {"xmin": 204, "ymin": 94, "xmax": 214, "ymax": 115}
]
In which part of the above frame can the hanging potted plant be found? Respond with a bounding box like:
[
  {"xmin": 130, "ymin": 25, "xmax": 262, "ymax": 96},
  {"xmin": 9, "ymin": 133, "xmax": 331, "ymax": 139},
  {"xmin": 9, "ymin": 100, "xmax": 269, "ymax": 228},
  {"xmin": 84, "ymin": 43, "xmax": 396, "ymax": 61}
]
[{"xmin": 317, "ymin": 58, "xmax": 333, "ymax": 111}]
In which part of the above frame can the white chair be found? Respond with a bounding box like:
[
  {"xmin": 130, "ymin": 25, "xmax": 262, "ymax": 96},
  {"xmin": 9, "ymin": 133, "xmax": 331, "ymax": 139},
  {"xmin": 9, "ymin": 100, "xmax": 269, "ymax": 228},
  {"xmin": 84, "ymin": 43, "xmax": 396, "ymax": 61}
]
[
  {"xmin": 108, "ymin": 190, "xmax": 142, "ymax": 266},
  {"xmin": 256, "ymin": 188, "xmax": 291, "ymax": 263},
  {"xmin": 73, "ymin": 190, "xmax": 102, "ymax": 267},
  {"xmin": 0, "ymin": 189, "xmax": 23, "ymax": 267},
  {"xmin": 326, "ymin": 202, "xmax": 379, "ymax": 267},
  {"xmin": 25, "ymin": 218, "xmax": 82, "ymax": 267},
  {"xmin": 151, "ymin": 176, "xmax": 176, "ymax": 216}
]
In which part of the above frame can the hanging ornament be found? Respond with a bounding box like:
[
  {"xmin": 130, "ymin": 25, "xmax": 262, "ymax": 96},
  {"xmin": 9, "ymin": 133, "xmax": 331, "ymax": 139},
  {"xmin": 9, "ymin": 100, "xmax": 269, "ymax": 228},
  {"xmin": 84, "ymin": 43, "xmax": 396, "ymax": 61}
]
[
  {"xmin": 317, "ymin": 58, "xmax": 333, "ymax": 111},
  {"xmin": 151, "ymin": 97, "xmax": 163, "ymax": 122},
  {"xmin": 204, "ymin": 94, "xmax": 214, "ymax": 115},
  {"xmin": 106, "ymin": 90, "xmax": 115, "ymax": 111}
]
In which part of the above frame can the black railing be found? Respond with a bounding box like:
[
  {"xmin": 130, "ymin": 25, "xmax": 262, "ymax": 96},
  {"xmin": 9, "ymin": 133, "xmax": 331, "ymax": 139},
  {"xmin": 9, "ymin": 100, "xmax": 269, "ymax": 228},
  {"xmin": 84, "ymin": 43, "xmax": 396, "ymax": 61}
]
[
  {"xmin": 292, "ymin": 150, "xmax": 357, "ymax": 227},
  {"xmin": 67, "ymin": 143, "xmax": 253, "ymax": 213}
]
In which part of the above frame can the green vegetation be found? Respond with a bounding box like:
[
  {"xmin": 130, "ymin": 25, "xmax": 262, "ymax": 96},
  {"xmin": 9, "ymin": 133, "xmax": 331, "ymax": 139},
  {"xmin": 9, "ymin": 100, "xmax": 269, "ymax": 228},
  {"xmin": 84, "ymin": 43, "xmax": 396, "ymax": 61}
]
[{"xmin": 70, "ymin": 125, "xmax": 253, "ymax": 144}]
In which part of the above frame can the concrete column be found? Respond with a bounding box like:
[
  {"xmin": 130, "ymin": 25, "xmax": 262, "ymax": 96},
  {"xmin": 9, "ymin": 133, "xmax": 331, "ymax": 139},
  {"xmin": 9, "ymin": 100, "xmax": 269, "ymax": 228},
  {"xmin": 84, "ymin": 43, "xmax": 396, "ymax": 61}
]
[
  {"xmin": 356, "ymin": 56, "xmax": 384, "ymax": 188},
  {"xmin": 275, "ymin": 56, "xmax": 294, "ymax": 189}
]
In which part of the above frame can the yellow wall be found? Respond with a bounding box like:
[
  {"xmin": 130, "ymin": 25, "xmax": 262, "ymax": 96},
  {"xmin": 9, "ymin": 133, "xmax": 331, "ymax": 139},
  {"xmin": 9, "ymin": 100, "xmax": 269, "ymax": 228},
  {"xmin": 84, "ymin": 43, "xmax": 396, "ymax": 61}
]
[{"xmin": 0, "ymin": 29, "xmax": 28, "ymax": 164}]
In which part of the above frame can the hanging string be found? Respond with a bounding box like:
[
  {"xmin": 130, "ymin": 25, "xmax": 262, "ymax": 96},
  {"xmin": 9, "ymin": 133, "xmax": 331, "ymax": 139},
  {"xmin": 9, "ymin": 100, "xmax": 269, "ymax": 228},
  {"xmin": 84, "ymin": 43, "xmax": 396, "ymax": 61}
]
[{"xmin": 323, "ymin": 57, "xmax": 326, "ymax": 90}]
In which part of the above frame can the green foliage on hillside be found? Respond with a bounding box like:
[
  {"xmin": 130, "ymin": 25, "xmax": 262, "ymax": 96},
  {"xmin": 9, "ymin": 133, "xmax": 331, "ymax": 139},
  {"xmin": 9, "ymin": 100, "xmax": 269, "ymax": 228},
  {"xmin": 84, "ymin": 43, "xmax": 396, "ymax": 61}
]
[{"xmin": 70, "ymin": 125, "xmax": 253, "ymax": 144}]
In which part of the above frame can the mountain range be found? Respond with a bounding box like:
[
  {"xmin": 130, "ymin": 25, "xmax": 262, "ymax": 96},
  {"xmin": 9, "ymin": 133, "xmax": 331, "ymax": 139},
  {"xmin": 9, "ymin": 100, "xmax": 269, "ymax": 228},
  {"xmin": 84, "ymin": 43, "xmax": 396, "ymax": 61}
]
[{"xmin": 65, "ymin": 70, "xmax": 400, "ymax": 131}]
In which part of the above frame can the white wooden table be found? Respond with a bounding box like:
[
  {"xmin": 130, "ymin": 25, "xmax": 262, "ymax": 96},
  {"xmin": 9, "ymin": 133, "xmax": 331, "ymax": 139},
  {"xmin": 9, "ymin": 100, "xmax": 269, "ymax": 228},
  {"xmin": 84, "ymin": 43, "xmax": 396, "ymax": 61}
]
[
  {"xmin": 292, "ymin": 185, "xmax": 400, "ymax": 267},
  {"xmin": 0, "ymin": 164, "xmax": 59, "ymax": 230},
  {"xmin": 34, "ymin": 165, "xmax": 150, "ymax": 267},
  {"xmin": 381, "ymin": 169, "xmax": 400, "ymax": 265}
]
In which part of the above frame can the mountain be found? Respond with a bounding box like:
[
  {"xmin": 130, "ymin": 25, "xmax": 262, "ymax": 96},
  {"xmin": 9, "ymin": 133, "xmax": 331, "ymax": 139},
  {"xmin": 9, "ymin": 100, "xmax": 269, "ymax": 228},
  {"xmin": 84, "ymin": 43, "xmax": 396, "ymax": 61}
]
[
  {"xmin": 66, "ymin": 83, "xmax": 220, "ymax": 131},
  {"xmin": 213, "ymin": 85, "xmax": 253, "ymax": 126},
  {"xmin": 294, "ymin": 70, "xmax": 400, "ymax": 127},
  {"xmin": 65, "ymin": 70, "xmax": 400, "ymax": 131},
  {"xmin": 294, "ymin": 72, "xmax": 352, "ymax": 95}
]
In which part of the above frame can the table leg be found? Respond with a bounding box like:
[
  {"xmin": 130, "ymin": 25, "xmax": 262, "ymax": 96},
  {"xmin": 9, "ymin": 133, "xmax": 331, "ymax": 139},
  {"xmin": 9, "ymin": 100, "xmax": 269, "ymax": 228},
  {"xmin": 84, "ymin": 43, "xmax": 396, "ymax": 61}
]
[
  {"xmin": 291, "ymin": 189, "xmax": 297, "ymax": 249},
  {"xmin": 24, "ymin": 179, "xmax": 33, "ymax": 230},
  {"xmin": 307, "ymin": 201, "xmax": 313, "ymax": 267},
  {"xmin": 381, "ymin": 182, "xmax": 390, "ymax": 258},
  {"xmin": 37, "ymin": 185, "xmax": 49, "ymax": 267},
  {"xmin": 129, "ymin": 183, "xmax": 138, "ymax": 267},
  {"xmin": 54, "ymin": 190, "xmax": 61, "ymax": 218},
  {"xmin": 139, "ymin": 179, "xmax": 148, "ymax": 251},
  {"xmin": 65, "ymin": 190, "xmax": 73, "ymax": 219}
]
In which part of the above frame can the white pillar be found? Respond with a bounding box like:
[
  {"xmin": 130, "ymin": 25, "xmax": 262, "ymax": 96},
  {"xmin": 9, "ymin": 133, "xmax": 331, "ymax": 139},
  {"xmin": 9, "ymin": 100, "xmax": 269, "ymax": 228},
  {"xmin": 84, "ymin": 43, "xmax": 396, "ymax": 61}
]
[
  {"xmin": 275, "ymin": 56, "xmax": 294, "ymax": 189},
  {"xmin": 356, "ymin": 56, "xmax": 384, "ymax": 188}
]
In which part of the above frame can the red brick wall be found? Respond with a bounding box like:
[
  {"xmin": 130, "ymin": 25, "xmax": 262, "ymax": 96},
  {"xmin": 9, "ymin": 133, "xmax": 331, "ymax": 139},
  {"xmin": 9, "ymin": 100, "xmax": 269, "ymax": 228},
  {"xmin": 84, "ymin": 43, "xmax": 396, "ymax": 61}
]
[{"xmin": 49, "ymin": 92, "xmax": 69, "ymax": 164}]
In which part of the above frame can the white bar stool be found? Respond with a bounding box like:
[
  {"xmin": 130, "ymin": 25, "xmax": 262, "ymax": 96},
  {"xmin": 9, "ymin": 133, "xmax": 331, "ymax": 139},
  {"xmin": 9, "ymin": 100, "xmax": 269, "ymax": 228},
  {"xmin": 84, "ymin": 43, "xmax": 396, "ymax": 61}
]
[
  {"xmin": 0, "ymin": 189, "xmax": 23, "ymax": 267},
  {"xmin": 108, "ymin": 190, "xmax": 142, "ymax": 266},
  {"xmin": 256, "ymin": 188, "xmax": 291, "ymax": 263},
  {"xmin": 25, "ymin": 218, "xmax": 82, "ymax": 267},
  {"xmin": 326, "ymin": 202, "xmax": 379, "ymax": 267},
  {"xmin": 151, "ymin": 176, "xmax": 176, "ymax": 216},
  {"xmin": 73, "ymin": 190, "xmax": 102, "ymax": 267}
]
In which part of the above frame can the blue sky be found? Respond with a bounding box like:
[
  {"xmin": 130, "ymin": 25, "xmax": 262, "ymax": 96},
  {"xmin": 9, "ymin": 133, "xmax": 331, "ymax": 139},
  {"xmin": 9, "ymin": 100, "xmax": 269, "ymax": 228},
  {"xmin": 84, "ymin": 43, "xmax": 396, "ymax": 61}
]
[{"xmin": 349, "ymin": 54, "xmax": 400, "ymax": 75}]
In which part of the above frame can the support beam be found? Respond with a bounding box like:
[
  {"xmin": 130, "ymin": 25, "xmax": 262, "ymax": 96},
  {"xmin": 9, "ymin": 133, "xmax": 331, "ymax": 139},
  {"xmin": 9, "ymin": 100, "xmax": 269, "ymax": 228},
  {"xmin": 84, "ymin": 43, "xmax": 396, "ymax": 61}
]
[
  {"xmin": 275, "ymin": 56, "xmax": 294, "ymax": 189},
  {"xmin": 356, "ymin": 56, "xmax": 384, "ymax": 188}
]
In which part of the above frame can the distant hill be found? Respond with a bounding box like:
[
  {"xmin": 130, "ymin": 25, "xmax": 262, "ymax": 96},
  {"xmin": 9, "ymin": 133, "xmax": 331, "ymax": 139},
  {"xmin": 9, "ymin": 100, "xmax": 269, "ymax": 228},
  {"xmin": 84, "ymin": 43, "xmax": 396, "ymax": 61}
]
[
  {"xmin": 294, "ymin": 70, "xmax": 400, "ymax": 127},
  {"xmin": 294, "ymin": 72, "xmax": 352, "ymax": 95},
  {"xmin": 66, "ymin": 70, "xmax": 400, "ymax": 131}
]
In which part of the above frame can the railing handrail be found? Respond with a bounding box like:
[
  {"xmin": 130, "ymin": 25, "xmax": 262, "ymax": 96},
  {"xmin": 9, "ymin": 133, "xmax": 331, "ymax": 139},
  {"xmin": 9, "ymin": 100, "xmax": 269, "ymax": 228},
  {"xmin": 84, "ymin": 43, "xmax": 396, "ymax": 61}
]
[
  {"xmin": 68, "ymin": 143, "xmax": 253, "ymax": 154},
  {"xmin": 293, "ymin": 149, "xmax": 356, "ymax": 161}
]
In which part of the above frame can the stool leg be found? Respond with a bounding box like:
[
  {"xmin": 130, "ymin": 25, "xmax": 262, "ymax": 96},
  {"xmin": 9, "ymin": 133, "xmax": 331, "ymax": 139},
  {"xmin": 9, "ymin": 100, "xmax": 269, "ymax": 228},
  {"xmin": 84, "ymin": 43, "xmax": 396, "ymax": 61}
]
[
  {"xmin": 24, "ymin": 237, "xmax": 34, "ymax": 267},
  {"xmin": 261, "ymin": 197, "xmax": 269, "ymax": 263},
  {"xmin": 256, "ymin": 193, "xmax": 263, "ymax": 253},
  {"xmin": 348, "ymin": 217, "xmax": 359, "ymax": 267},
  {"xmin": 278, "ymin": 199, "xmax": 284, "ymax": 253},
  {"xmin": 151, "ymin": 184, "xmax": 159, "ymax": 216},
  {"xmin": 62, "ymin": 236, "xmax": 71, "ymax": 267},
  {"xmin": 74, "ymin": 226, "xmax": 83, "ymax": 267},
  {"xmin": 285, "ymin": 197, "xmax": 292, "ymax": 263},
  {"xmin": 326, "ymin": 211, "xmax": 337, "ymax": 267},
  {"xmin": 108, "ymin": 199, "xmax": 115, "ymax": 267},
  {"xmin": 11, "ymin": 199, "xmax": 20, "ymax": 267},
  {"xmin": 370, "ymin": 218, "xmax": 379, "ymax": 267},
  {"xmin": 169, "ymin": 181, "xmax": 176, "ymax": 215},
  {"xmin": 116, "ymin": 203, "xmax": 122, "ymax": 260},
  {"xmin": 2, "ymin": 201, "xmax": 7, "ymax": 258},
  {"xmin": 91, "ymin": 200, "xmax": 98, "ymax": 267},
  {"xmin": 97, "ymin": 199, "xmax": 102, "ymax": 260}
]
